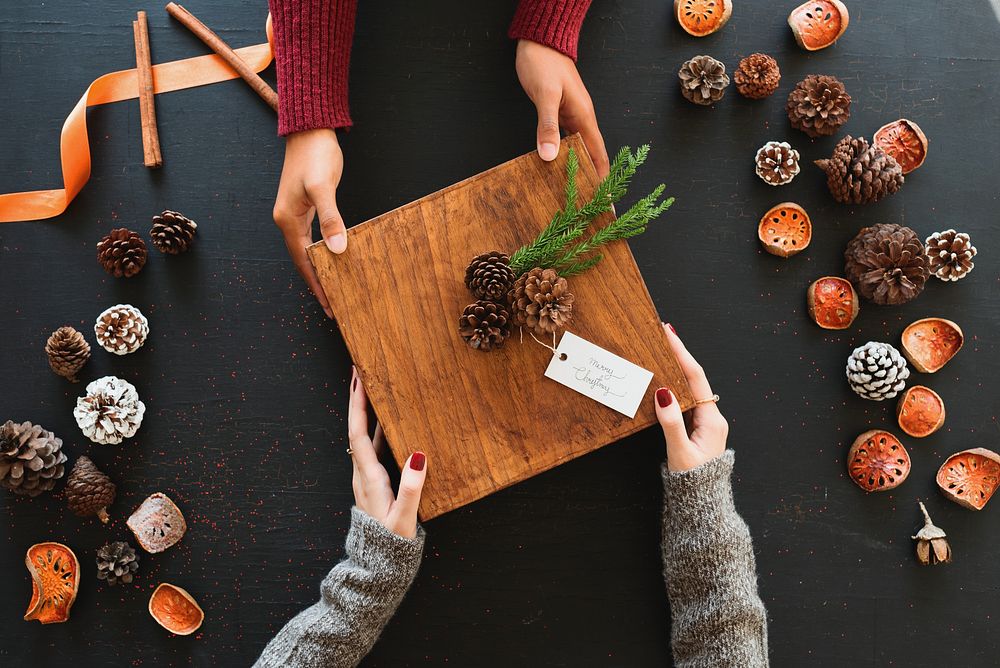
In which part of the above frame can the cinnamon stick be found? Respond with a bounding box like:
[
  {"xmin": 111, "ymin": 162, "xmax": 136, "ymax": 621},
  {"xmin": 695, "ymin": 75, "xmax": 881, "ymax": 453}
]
[
  {"xmin": 133, "ymin": 11, "xmax": 162, "ymax": 168},
  {"xmin": 165, "ymin": 2, "xmax": 278, "ymax": 111}
]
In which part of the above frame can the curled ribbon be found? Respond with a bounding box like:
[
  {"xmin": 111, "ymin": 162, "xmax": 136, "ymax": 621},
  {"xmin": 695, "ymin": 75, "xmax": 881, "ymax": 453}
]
[{"xmin": 0, "ymin": 18, "xmax": 274, "ymax": 224}]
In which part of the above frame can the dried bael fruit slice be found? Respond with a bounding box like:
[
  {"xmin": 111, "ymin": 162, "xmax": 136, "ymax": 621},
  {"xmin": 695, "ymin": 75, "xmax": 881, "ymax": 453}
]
[
  {"xmin": 758, "ymin": 202, "xmax": 811, "ymax": 257},
  {"xmin": 24, "ymin": 542, "xmax": 80, "ymax": 624},
  {"xmin": 127, "ymin": 492, "xmax": 187, "ymax": 554},
  {"xmin": 807, "ymin": 277, "xmax": 858, "ymax": 329},
  {"xmin": 788, "ymin": 0, "xmax": 849, "ymax": 51},
  {"xmin": 901, "ymin": 318, "xmax": 963, "ymax": 373},
  {"xmin": 896, "ymin": 385, "xmax": 945, "ymax": 438},
  {"xmin": 874, "ymin": 119, "xmax": 928, "ymax": 174},
  {"xmin": 847, "ymin": 430, "xmax": 910, "ymax": 492},
  {"xmin": 936, "ymin": 448, "xmax": 1000, "ymax": 510},
  {"xmin": 675, "ymin": 0, "xmax": 732, "ymax": 37},
  {"xmin": 149, "ymin": 583, "xmax": 204, "ymax": 635}
]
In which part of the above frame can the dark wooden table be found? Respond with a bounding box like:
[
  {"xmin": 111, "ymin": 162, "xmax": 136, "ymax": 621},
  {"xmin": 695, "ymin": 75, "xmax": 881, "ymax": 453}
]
[{"xmin": 2, "ymin": 1, "xmax": 998, "ymax": 665}]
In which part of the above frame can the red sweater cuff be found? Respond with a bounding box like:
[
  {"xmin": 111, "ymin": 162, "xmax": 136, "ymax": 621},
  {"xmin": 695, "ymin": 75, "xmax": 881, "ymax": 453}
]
[
  {"xmin": 508, "ymin": 0, "xmax": 593, "ymax": 61},
  {"xmin": 269, "ymin": 0, "xmax": 357, "ymax": 135}
]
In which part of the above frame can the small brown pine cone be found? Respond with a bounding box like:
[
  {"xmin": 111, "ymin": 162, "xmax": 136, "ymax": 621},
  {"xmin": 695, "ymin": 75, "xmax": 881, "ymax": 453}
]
[
  {"xmin": 755, "ymin": 141, "xmax": 800, "ymax": 186},
  {"xmin": 815, "ymin": 135, "xmax": 904, "ymax": 205},
  {"xmin": 97, "ymin": 228, "xmax": 147, "ymax": 278},
  {"xmin": 508, "ymin": 268, "xmax": 575, "ymax": 336},
  {"xmin": 45, "ymin": 326, "xmax": 91, "ymax": 382},
  {"xmin": 94, "ymin": 304, "xmax": 149, "ymax": 355},
  {"xmin": 65, "ymin": 455, "xmax": 116, "ymax": 522},
  {"xmin": 925, "ymin": 230, "xmax": 976, "ymax": 282},
  {"xmin": 459, "ymin": 300, "xmax": 510, "ymax": 352},
  {"xmin": 734, "ymin": 54, "xmax": 781, "ymax": 99},
  {"xmin": 150, "ymin": 210, "xmax": 198, "ymax": 254},
  {"xmin": 464, "ymin": 251, "xmax": 516, "ymax": 301},
  {"xmin": 0, "ymin": 420, "xmax": 67, "ymax": 497},
  {"xmin": 786, "ymin": 75, "xmax": 851, "ymax": 137},
  {"xmin": 96, "ymin": 541, "xmax": 140, "ymax": 585},
  {"xmin": 678, "ymin": 55, "xmax": 730, "ymax": 106},
  {"xmin": 844, "ymin": 223, "xmax": 928, "ymax": 305}
]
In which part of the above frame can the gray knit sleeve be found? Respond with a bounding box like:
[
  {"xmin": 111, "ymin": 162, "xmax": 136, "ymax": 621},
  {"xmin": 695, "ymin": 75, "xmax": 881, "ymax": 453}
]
[
  {"xmin": 661, "ymin": 450, "xmax": 769, "ymax": 668},
  {"xmin": 254, "ymin": 507, "xmax": 425, "ymax": 668}
]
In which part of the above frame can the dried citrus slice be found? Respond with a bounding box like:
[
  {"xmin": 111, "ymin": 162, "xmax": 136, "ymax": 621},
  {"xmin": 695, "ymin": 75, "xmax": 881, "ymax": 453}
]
[
  {"xmin": 24, "ymin": 542, "xmax": 80, "ymax": 624},
  {"xmin": 807, "ymin": 277, "xmax": 858, "ymax": 329},
  {"xmin": 936, "ymin": 448, "xmax": 1000, "ymax": 510},
  {"xmin": 874, "ymin": 119, "xmax": 928, "ymax": 174},
  {"xmin": 675, "ymin": 0, "xmax": 732, "ymax": 37},
  {"xmin": 127, "ymin": 492, "xmax": 187, "ymax": 554},
  {"xmin": 788, "ymin": 0, "xmax": 849, "ymax": 51},
  {"xmin": 149, "ymin": 583, "xmax": 204, "ymax": 635},
  {"xmin": 901, "ymin": 318, "xmax": 963, "ymax": 373},
  {"xmin": 847, "ymin": 430, "xmax": 910, "ymax": 492},
  {"xmin": 896, "ymin": 385, "xmax": 945, "ymax": 437},
  {"xmin": 758, "ymin": 202, "xmax": 811, "ymax": 257}
]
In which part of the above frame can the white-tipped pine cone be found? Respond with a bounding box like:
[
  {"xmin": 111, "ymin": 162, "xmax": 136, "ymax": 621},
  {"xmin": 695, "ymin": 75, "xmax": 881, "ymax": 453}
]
[
  {"xmin": 95, "ymin": 304, "xmax": 149, "ymax": 355},
  {"xmin": 74, "ymin": 376, "xmax": 146, "ymax": 444},
  {"xmin": 846, "ymin": 342, "xmax": 910, "ymax": 401}
]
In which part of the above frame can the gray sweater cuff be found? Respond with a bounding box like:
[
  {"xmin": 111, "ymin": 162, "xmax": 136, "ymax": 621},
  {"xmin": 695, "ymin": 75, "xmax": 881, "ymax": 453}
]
[
  {"xmin": 662, "ymin": 450, "xmax": 737, "ymax": 521},
  {"xmin": 345, "ymin": 506, "xmax": 425, "ymax": 575}
]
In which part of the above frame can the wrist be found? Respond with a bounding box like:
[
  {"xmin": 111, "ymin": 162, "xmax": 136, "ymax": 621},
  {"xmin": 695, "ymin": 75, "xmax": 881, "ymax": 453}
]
[{"xmin": 286, "ymin": 127, "xmax": 338, "ymax": 148}]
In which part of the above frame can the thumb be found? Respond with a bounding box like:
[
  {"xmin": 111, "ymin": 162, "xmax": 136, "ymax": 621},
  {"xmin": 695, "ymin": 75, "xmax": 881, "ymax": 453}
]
[
  {"xmin": 310, "ymin": 185, "xmax": 348, "ymax": 254},
  {"xmin": 534, "ymin": 94, "xmax": 561, "ymax": 162},
  {"xmin": 389, "ymin": 451, "xmax": 427, "ymax": 539},
  {"xmin": 654, "ymin": 387, "xmax": 689, "ymax": 452}
]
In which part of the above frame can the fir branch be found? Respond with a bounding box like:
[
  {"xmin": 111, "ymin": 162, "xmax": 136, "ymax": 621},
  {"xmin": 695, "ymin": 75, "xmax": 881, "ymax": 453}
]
[
  {"xmin": 509, "ymin": 148, "xmax": 581, "ymax": 274},
  {"xmin": 558, "ymin": 254, "xmax": 603, "ymax": 277}
]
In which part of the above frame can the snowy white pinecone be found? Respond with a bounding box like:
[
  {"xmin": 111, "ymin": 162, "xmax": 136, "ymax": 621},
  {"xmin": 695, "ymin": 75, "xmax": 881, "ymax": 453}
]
[
  {"xmin": 846, "ymin": 342, "xmax": 910, "ymax": 401},
  {"xmin": 74, "ymin": 376, "xmax": 146, "ymax": 444},
  {"xmin": 94, "ymin": 304, "xmax": 149, "ymax": 355}
]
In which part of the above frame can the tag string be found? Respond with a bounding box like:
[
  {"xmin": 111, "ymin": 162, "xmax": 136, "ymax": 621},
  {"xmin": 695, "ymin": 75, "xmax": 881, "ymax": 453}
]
[{"xmin": 527, "ymin": 329, "xmax": 567, "ymax": 360}]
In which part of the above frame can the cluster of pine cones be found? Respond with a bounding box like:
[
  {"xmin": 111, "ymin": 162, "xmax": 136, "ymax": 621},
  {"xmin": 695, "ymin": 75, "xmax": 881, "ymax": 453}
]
[{"xmin": 96, "ymin": 210, "xmax": 197, "ymax": 278}]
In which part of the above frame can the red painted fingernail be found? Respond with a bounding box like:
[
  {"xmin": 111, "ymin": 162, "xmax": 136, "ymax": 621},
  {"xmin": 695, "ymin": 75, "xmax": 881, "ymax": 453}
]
[
  {"xmin": 410, "ymin": 451, "xmax": 426, "ymax": 471},
  {"xmin": 667, "ymin": 323, "xmax": 677, "ymax": 335},
  {"xmin": 656, "ymin": 388, "xmax": 672, "ymax": 408}
]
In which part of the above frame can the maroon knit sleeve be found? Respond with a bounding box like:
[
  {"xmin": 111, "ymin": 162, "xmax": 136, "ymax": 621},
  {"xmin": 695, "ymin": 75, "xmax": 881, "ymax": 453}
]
[
  {"xmin": 268, "ymin": 0, "xmax": 357, "ymax": 135},
  {"xmin": 508, "ymin": 0, "xmax": 593, "ymax": 61}
]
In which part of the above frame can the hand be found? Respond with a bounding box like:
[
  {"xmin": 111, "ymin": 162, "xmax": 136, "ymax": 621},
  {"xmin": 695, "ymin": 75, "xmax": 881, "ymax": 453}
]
[
  {"xmin": 654, "ymin": 324, "xmax": 729, "ymax": 472},
  {"xmin": 347, "ymin": 366, "xmax": 427, "ymax": 539},
  {"xmin": 272, "ymin": 128, "xmax": 348, "ymax": 319},
  {"xmin": 514, "ymin": 40, "xmax": 610, "ymax": 178}
]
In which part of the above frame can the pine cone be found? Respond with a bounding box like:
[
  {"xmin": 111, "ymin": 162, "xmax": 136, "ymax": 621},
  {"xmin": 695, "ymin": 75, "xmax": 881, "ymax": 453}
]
[
  {"xmin": 0, "ymin": 420, "xmax": 67, "ymax": 497},
  {"xmin": 66, "ymin": 456, "xmax": 116, "ymax": 522},
  {"xmin": 733, "ymin": 53, "xmax": 780, "ymax": 99},
  {"xmin": 96, "ymin": 541, "xmax": 139, "ymax": 586},
  {"xmin": 45, "ymin": 326, "xmax": 91, "ymax": 382},
  {"xmin": 465, "ymin": 251, "xmax": 516, "ymax": 301},
  {"xmin": 150, "ymin": 210, "xmax": 198, "ymax": 254},
  {"xmin": 459, "ymin": 300, "xmax": 510, "ymax": 352},
  {"xmin": 678, "ymin": 55, "xmax": 730, "ymax": 105},
  {"xmin": 815, "ymin": 135, "xmax": 904, "ymax": 204},
  {"xmin": 845, "ymin": 223, "xmax": 929, "ymax": 305},
  {"xmin": 846, "ymin": 341, "xmax": 910, "ymax": 401},
  {"xmin": 94, "ymin": 304, "xmax": 149, "ymax": 355},
  {"xmin": 755, "ymin": 141, "xmax": 800, "ymax": 186},
  {"xmin": 508, "ymin": 268, "xmax": 575, "ymax": 336},
  {"xmin": 74, "ymin": 376, "xmax": 146, "ymax": 445},
  {"xmin": 96, "ymin": 228, "xmax": 147, "ymax": 278},
  {"xmin": 786, "ymin": 75, "xmax": 851, "ymax": 137},
  {"xmin": 925, "ymin": 229, "xmax": 977, "ymax": 282}
]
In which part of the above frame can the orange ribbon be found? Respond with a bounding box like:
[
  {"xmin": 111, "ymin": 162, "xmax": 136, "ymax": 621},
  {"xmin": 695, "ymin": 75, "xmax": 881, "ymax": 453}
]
[{"xmin": 0, "ymin": 19, "xmax": 274, "ymax": 224}]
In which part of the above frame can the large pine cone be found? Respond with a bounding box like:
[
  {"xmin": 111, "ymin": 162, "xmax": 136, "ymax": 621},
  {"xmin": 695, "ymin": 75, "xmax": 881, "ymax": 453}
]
[
  {"xmin": 95, "ymin": 304, "xmax": 149, "ymax": 355},
  {"xmin": 0, "ymin": 420, "xmax": 67, "ymax": 497},
  {"xmin": 150, "ymin": 210, "xmax": 198, "ymax": 254},
  {"xmin": 96, "ymin": 541, "xmax": 140, "ymax": 586},
  {"xmin": 66, "ymin": 456, "xmax": 116, "ymax": 522},
  {"xmin": 845, "ymin": 223, "xmax": 929, "ymax": 305},
  {"xmin": 459, "ymin": 300, "xmax": 510, "ymax": 352},
  {"xmin": 465, "ymin": 251, "xmax": 516, "ymax": 301},
  {"xmin": 678, "ymin": 55, "xmax": 730, "ymax": 105},
  {"xmin": 45, "ymin": 326, "xmax": 91, "ymax": 382},
  {"xmin": 786, "ymin": 75, "xmax": 851, "ymax": 137},
  {"xmin": 734, "ymin": 53, "xmax": 780, "ymax": 99},
  {"xmin": 97, "ymin": 228, "xmax": 147, "ymax": 278},
  {"xmin": 74, "ymin": 376, "xmax": 146, "ymax": 445},
  {"xmin": 925, "ymin": 230, "xmax": 976, "ymax": 282},
  {"xmin": 815, "ymin": 135, "xmax": 904, "ymax": 204},
  {"xmin": 755, "ymin": 141, "xmax": 800, "ymax": 186},
  {"xmin": 846, "ymin": 341, "xmax": 910, "ymax": 401},
  {"xmin": 508, "ymin": 268, "xmax": 575, "ymax": 336}
]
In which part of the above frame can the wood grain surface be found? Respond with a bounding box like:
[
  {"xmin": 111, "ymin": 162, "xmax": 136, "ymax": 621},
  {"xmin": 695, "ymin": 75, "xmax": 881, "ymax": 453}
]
[{"xmin": 308, "ymin": 135, "xmax": 692, "ymax": 519}]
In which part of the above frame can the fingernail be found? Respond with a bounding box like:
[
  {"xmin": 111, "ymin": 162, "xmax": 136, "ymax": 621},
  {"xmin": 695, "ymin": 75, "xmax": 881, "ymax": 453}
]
[
  {"xmin": 323, "ymin": 306, "xmax": 334, "ymax": 319},
  {"xmin": 410, "ymin": 451, "xmax": 426, "ymax": 471},
  {"xmin": 656, "ymin": 388, "xmax": 673, "ymax": 408},
  {"xmin": 667, "ymin": 322, "xmax": 677, "ymax": 335},
  {"xmin": 326, "ymin": 232, "xmax": 347, "ymax": 254},
  {"xmin": 539, "ymin": 142, "xmax": 558, "ymax": 161},
  {"xmin": 351, "ymin": 366, "xmax": 358, "ymax": 392}
]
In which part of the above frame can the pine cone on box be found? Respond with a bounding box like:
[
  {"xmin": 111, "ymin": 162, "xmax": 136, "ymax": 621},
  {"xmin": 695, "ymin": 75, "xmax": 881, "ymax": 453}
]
[
  {"xmin": 459, "ymin": 300, "xmax": 510, "ymax": 352},
  {"xmin": 786, "ymin": 75, "xmax": 851, "ymax": 137},
  {"xmin": 925, "ymin": 229, "xmax": 977, "ymax": 282},
  {"xmin": 150, "ymin": 210, "xmax": 198, "ymax": 254},
  {"xmin": 0, "ymin": 420, "xmax": 67, "ymax": 497},
  {"xmin": 96, "ymin": 541, "xmax": 139, "ymax": 586},
  {"xmin": 94, "ymin": 304, "xmax": 149, "ymax": 355},
  {"xmin": 846, "ymin": 341, "xmax": 910, "ymax": 401},
  {"xmin": 815, "ymin": 135, "xmax": 904, "ymax": 204},
  {"xmin": 508, "ymin": 268, "xmax": 575, "ymax": 336},
  {"xmin": 97, "ymin": 228, "xmax": 147, "ymax": 278},
  {"xmin": 845, "ymin": 223, "xmax": 929, "ymax": 305},
  {"xmin": 74, "ymin": 376, "xmax": 146, "ymax": 445},
  {"xmin": 678, "ymin": 55, "xmax": 730, "ymax": 105},
  {"xmin": 45, "ymin": 326, "xmax": 91, "ymax": 382},
  {"xmin": 65, "ymin": 456, "xmax": 116, "ymax": 523},
  {"xmin": 755, "ymin": 141, "xmax": 800, "ymax": 186},
  {"xmin": 465, "ymin": 251, "xmax": 516, "ymax": 301},
  {"xmin": 733, "ymin": 53, "xmax": 781, "ymax": 99}
]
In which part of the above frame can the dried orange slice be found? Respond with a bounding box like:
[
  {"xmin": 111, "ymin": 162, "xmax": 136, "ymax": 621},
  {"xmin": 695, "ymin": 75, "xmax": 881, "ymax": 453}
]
[
  {"xmin": 936, "ymin": 448, "xmax": 1000, "ymax": 510},
  {"xmin": 24, "ymin": 542, "xmax": 80, "ymax": 624},
  {"xmin": 847, "ymin": 430, "xmax": 910, "ymax": 492},
  {"xmin": 901, "ymin": 318, "xmax": 963, "ymax": 373},
  {"xmin": 758, "ymin": 202, "xmax": 811, "ymax": 257},
  {"xmin": 127, "ymin": 492, "xmax": 187, "ymax": 554},
  {"xmin": 675, "ymin": 0, "xmax": 732, "ymax": 37},
  {"xmin": 149, "ymin": 582, "xmax": 204, "ymax": 635},
  {"xmin": 896, "ymin": 385, "xmax": 945, "ymax": 437},
  {"xmin": 874, "ymin": 119, "xmax": 928, "ymax": 174},
  {"xmin": 807, "ymin": 277, "xmax": 858, "ymax": 329},
  {"xmin": 788, "ymin": 0, "xmax": 849, "ymax": 51}
]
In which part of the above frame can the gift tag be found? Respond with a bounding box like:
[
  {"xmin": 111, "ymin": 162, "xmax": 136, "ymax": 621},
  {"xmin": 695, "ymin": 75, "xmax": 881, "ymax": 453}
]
[{"xmin": 544, "ymin": 331, "xmax": 654, "ymax": 418}]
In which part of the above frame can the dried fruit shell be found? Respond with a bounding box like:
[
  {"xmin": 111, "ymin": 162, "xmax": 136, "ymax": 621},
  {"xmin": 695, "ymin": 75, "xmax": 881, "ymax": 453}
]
[
  {"xmin": 874, "ymin": 119, "xmax": 928, "ymax": 174},
  {"xmin": 149, "ymin": 583, "xmax": 204, "ymax": 635},
  {"xmin": 24, "ymin": 542, "xmax": 80, "ymax": 624},
  {"xmin": 901, "ymin": 318, "xmax": 963, "ymax": 373},
  {"xmin": 896, "ymin": 385, "xmax": 945, "ymax": 438},
  {"xmin": 758, "ymin": 202, "xmax": 811, "ymax": 257},
  {"xmin": 674, "ymin": 0, "xmax": 732, "ymax": 37},
  {"xmin": 788, "ymin": 0, "xmax": 849, "ymax": 51},
  {"xmin": 807, "ymin": 277, "xmax": 858, "ymax": 330},
  {"xmin": 127, "ymin": 492, "xmax": 187, "ymax": 554},
  {"xmin": 847, "ymin": 429, "xmax": 910, "ymax": 492},
  {"xmin": 936, "ymin": 448, "xmax": 1000, "ymax": 511}
]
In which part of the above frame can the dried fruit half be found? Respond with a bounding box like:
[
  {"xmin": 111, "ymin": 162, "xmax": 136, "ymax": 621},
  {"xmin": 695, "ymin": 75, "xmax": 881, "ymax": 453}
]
[
  {"xmin": 674, "ymin": 0, "xmax": 732, "ymax": 37},
  {"xmin": 847, "ymin": 430, "xmax": 910, "ymax": 492},
  {"xmin": 807, "ymin": 277, "xmax": 858, "ymax": 329},
  {"xmin": 896, "ymin": 385, "xmax": 945, "ymax": 438},
  {"xmin": 874, "ymin": 119, "xmax": 928, "ymax": 174},
  {"xmin": 149, "ymin": 583, "xmax": 204, "ymax": 635},
  {"xmin": 788, "ymin": 0, "xmax": 849, "ymax": 51},
  {"xmin": 901, "ymin": 318, "xmax": 963, "ymax": 373},
  {"xmin": 936, "ymin": 448, "xmax": 1000, "ymax": 510},
  {"xmin": 24, "ymin": 542, "xmax": 80, "ymax": 624},
  {"xmin": 127, "ymin": 492, "xmax": 187, "ymax": 554},
  {"xmin": 758, "ymin": 202, "xmax": 811, "ymax": 257}
]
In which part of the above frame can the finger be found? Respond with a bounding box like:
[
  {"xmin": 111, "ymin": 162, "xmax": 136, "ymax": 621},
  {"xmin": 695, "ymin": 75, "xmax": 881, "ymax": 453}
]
[
  {"xmin": 534, "ymin": 92, "xmax": 562, "ymax": 162},
  {"xmin": 308, "ymin": 183, "xmax": 348, "ymax": 254},
  {"xmin": 663, "ymin": 323, "xmax": 722, "ymax": 418},
  {"xmin": 654, "ymin": 387, "xmax": 690, "ymax": 450},
  {"xmin": 278, "ymin": 221, "xmax": 333, "ymax": 319},
  {"xmin": 566, "ymin": 101, "xmax": 609, "ymax": 178},
  {"xmin": 388, "ymin": 451, "xmax": 427, "ymax": 539},
  {"xmin": 347, "ymin": 366, "xmax": 380, "ymax": 477}
]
